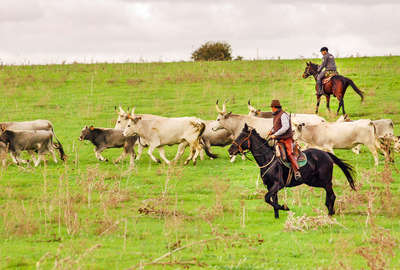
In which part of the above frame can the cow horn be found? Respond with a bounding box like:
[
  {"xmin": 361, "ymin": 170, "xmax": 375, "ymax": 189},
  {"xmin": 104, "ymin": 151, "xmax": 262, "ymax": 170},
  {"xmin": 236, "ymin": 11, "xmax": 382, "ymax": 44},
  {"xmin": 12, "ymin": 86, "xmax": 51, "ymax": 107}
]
[
  {"xmin": 215, "ymin": 100, "xmax": 222, "ymax": 113},
  {"xmin": 248, "ymin": 99, "xmax": 251, "ymax": 105},
  {"xmin": 222, "ymin": 100, "xmax": 227, "ymax": 113},
  {"xmin": 119, "ymin": 106, "xmax": 125, "ymax": 114},
  {"xmin": 131, "ymin": 107, "xmax": 135, "ymax": 115}
]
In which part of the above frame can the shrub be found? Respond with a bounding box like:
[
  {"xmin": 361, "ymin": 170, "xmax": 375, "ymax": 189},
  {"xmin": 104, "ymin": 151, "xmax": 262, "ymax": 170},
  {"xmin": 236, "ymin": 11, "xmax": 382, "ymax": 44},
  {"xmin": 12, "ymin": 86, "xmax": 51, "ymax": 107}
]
[{"xmin": 191, "ymin": 41, "xmax": 232, "ymax": 61}]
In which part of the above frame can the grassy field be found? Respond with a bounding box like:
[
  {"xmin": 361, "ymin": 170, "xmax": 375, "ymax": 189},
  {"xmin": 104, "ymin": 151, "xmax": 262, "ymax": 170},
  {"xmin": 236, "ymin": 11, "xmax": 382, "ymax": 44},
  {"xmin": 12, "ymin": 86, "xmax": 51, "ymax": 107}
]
[{"xmin": 0, "ymin": 56, "xmax": 400, "ymax": 269}]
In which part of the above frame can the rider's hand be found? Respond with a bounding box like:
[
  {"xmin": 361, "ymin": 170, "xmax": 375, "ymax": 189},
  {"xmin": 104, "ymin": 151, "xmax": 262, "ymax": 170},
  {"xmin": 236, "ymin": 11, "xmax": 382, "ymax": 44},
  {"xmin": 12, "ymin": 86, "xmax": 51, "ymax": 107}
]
[{"xmin": 270, "ymin": 135, "xmax": 276, "ymax": 139}]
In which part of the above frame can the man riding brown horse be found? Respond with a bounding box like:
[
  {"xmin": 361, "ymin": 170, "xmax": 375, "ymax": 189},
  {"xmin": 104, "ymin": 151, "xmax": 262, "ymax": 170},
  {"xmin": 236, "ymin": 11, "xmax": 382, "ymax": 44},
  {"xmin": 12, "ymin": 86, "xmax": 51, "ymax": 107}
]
[
  {"xmin": 317, "ymin": 47, "xmax": 338, "ymax": 96},
  {"xmin": 268, "ymin": 100, "xmax": 302, "ymax": 181}
]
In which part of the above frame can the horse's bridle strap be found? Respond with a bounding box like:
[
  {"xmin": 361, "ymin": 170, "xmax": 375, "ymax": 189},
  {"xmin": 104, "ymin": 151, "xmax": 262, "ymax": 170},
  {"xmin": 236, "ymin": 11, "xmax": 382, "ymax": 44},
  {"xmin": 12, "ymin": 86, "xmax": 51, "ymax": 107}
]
[{"xmin": 233, "ymin": 129, "xmax": 252, "ymax": 154}]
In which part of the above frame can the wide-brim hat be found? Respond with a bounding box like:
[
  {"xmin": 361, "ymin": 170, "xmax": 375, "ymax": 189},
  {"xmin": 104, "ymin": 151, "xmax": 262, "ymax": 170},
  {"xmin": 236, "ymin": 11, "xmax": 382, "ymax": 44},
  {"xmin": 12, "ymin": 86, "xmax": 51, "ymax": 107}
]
[{"xmin": 270, "ymin": 99, "xmax": 281, "ymax": 107}]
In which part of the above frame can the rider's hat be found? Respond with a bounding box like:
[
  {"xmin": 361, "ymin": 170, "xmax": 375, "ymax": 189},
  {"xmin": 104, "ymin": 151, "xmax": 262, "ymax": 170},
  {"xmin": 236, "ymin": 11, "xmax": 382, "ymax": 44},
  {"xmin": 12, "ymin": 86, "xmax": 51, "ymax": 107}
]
[
  {"xmin": 270, "ymin": 100, "xmax": 281, "ymax": 108},
  {"xmin": 320, "ymin": 47, "xmax": 328, "ymax": 52}
]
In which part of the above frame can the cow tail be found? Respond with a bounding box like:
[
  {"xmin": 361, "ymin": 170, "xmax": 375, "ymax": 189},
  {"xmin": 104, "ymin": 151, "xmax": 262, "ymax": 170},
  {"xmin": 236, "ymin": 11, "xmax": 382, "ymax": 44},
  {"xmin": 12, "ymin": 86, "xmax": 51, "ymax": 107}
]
[
  {"xmin": 327, "ymin": 152, "xmax": 356, "ymax": 190},
  {"xmin": 192, "ymin": 121, "xmax": 206, "ymax": 152},
  {"xmin": 200, "ymin": 137, "xmax": 219, "ymax": 159},
  {"xmin": 54, "ymin": 137, "xmax": 67, "ymax": 161}
]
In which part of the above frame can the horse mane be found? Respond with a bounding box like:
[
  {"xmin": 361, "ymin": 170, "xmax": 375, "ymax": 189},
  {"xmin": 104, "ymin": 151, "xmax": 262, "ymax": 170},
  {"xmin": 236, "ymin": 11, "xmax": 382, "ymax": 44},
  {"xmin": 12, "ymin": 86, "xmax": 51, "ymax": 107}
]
[
  {"xmin": 308, "ymin": 62, "xmax": 319, "ymax": 70},
  {"xmin": 247, "ymin": 127, "xmax": 273, "ymax": 149}
]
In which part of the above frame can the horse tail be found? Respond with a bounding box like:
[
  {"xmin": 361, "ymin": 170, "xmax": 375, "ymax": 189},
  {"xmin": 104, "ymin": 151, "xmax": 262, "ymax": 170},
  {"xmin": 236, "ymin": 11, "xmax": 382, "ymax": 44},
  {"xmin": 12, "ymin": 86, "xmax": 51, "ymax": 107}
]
[
  {"xmin": 344, "ymin": 77, "xmax": 364, "ymax": 102},
  {"xmin": 327, "ymin": 152, "xmax": 356, "ymax": 190}
]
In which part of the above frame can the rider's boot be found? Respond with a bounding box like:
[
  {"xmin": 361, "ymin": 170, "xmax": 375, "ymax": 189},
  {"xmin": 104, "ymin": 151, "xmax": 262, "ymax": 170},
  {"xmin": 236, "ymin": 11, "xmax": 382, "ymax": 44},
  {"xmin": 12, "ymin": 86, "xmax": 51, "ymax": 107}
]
[{"xmin": 317, "ymin": 82, "xmax": 324, "ymax": 96}]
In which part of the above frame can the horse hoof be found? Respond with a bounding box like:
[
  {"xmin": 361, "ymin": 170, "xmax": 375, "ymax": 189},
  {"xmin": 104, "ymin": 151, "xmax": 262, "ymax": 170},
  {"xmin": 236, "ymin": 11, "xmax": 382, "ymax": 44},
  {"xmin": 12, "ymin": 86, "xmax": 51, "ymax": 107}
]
[{"xmin": 282, "ymin": 204, "xmax": 290, "ymax": 211}]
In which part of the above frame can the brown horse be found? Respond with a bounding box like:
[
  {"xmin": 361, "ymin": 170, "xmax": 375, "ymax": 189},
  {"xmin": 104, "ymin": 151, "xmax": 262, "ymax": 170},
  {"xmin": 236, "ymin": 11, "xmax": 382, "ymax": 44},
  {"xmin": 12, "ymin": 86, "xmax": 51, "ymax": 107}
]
[{"xmin": 302, "ymin": 62, "xmax": 364, "ymax": 115}]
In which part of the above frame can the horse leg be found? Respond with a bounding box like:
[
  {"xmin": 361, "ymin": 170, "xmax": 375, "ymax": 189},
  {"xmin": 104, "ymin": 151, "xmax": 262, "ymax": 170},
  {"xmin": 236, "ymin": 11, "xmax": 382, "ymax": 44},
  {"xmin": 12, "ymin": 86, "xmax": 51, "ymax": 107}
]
[
  {"xmin": 326, "ymin": 95, "xmax": 331, "ymax": 113},
  {"xmin": 274, "ymin": 193, "xmax": 289, "ymax": 211},
  {"xmin": 325, "ymin": 184, "xmax": 336, "ymax": 216},
  {"xmin": 341, "ymin": 99, "xmax": 346, "ymax": 115},
  {"xmin": 264, "ymin": 182, "xmax": 281, "ymax": 218},
  {"xmin": 315, "ymin": 96, "xmax": 321, "ymax": 114},
  {"xmin": 336, "ymin": 99, "xmax": 342, "ymax": 115}
]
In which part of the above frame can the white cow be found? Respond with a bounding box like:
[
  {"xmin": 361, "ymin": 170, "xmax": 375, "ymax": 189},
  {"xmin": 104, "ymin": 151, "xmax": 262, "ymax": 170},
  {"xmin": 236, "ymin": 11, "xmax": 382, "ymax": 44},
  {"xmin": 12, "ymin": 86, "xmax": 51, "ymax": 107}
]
[
  {"xmin": 336, "ymin": 115, "xmax": 395, "ymax": 155},
  {"xmin": 247, "ymin": 100, "xmax": 326, "ymax": 125},
  {"xmin": 294, "ymin": 120, "xmax": 388, "ymax": 166},
  {"xmin": 123, "ymin": 112, "xmax": 205, "ymax": 165}
]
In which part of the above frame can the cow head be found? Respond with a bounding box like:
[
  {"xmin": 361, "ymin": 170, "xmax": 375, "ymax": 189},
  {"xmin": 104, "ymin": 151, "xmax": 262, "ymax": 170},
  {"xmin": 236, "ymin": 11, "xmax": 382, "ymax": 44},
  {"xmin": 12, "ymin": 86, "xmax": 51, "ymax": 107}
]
[
  {"xmin": 79, "ymin": 125, "xmax": 94, "ymax": 141},
  {"xmin": 123, "ymin": 116, "xmax": 142, "ymax": 137},
  {"xmin": 247, "ymin": 99, "xmax": 258, "ymax": 116},
  {"xmin": 115, "ymin": 106, "xmax": 132, "ymax": 130},
  {"xmin": 214, "ymin": 100, "xmax": 233, "ymax": 131},
  {"xmin": 292, "ymin": 122, "xmax": 305, "ymax": 140}
]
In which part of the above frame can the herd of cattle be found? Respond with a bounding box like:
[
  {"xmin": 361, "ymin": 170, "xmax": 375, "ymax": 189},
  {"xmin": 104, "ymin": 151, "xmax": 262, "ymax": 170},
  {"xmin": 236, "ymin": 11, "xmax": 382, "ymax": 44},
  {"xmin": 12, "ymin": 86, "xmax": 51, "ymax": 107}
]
[{"xmin": 0, "ymin": 100, "xmax": 399, "ymax": 167}]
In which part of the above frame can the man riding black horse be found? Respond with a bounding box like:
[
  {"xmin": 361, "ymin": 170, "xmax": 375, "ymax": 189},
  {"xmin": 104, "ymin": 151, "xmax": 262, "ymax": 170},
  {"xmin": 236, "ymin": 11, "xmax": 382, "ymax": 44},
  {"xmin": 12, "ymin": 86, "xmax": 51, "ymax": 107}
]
[
  {"xmin": 317, "ymin": 47, "xmax": 337, "ymax": 96},
  {"xmin": 267, "ymin": 100, "xmax": 302, "ymax": 181}
]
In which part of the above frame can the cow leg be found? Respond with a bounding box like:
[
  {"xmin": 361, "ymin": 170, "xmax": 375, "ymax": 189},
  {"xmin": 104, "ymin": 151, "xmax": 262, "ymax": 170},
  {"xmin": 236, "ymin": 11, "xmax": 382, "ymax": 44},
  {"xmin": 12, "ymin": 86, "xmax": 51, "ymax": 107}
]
[
  {"xmin": 158, "ymin": 147, "xmax": 170, "ymax": 164},
  {"xmin": 27, "ymin": 150, "xmax": 38, "ymax": 164},
  {"xmin": 14, "ymin": 152, "xmax": 29, "ymax": 164},
  {"xmin": 48, "ymin": 147, "xmax": 58, "ymax": 163},
  {"xmin": 230, "ymin": 154, "xmax": 237, "ymax": 162},
  {"xmin": 136, "ymin": 142, "xmax": 145, "ymax": 160},
  {"xmin": 173, "ymin": 142, "xmax": 188, "ymax": 161},
  {"xmin": 94, "ymin": 147, "xmax": 108, "ymax": 162},
  {"xmin": 184, "ymin": 145, "xmax": 196, "ymax": 165},
  {"xmin": 190, "ymin": 144, "xmax": 202, "ymax": 165},
  {"xmin": 147, "ymin": 145, "xmax": 161, "ymax": 163},
  {"xmin": 114, "ymin": 151, "xmax": 127, "ymax": 163},
  {"xmin": 10, "ymin": 152, "xmax": 19, "ymax": 164},
  {"xmin": 129, "ymin": 152, "xmax": 135, "ymax": 167},
  {"xmin": 352, "ymin": 145, "xmax": 361, "ymax": 155},
  {"xmin": 366, "ymin": 144, "xmax": 379, "ymax": 166},
  {"xmin": 34, "ymin": 154, "xmax": 43, "ymax": 167}
]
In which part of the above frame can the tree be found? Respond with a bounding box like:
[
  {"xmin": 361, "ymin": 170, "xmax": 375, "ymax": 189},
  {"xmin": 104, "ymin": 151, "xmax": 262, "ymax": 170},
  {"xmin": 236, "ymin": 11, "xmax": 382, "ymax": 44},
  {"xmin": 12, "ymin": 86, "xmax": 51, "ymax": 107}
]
[{"xmin": 191, "ymin": 41, "xmax": 232, "ymax": 61}]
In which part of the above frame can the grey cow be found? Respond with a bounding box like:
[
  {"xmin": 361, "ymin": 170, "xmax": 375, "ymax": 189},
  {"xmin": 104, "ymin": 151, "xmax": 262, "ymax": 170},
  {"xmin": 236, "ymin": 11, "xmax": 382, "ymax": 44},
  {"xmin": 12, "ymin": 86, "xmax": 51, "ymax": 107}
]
[
  {"xmin": 0, "ymin": 128, "xmax": 66, "ymax": 167},
  {"xmin": 79, "ymin": 126, "xmax": 136, "ymax": 167}
]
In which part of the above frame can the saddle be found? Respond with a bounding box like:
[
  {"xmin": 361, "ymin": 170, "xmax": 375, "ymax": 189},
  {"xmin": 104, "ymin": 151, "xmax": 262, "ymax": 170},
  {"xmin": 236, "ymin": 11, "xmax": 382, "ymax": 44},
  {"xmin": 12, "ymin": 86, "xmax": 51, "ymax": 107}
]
[
  {"xmin": 322, "ymin": 71, "xmax": 339, "ymax": 84},
  {"xmin": 275, "ymin": 142, "xmax": 307, "ymax": 169}
]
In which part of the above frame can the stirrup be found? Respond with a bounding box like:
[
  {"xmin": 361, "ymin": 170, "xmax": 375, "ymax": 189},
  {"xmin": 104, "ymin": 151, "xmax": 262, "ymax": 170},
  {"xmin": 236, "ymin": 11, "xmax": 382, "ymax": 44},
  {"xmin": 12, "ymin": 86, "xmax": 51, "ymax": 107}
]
[{"xmin": 294, "ymin": 171, "xmax": 302, "ymax": 181}]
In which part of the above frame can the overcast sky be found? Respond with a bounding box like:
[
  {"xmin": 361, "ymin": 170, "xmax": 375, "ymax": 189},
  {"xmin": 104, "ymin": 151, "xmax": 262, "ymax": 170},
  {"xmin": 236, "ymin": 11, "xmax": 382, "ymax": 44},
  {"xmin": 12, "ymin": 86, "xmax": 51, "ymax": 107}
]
[{"xmin": 1, "ymin": 0, "xmax": 399, "ymax": 64}]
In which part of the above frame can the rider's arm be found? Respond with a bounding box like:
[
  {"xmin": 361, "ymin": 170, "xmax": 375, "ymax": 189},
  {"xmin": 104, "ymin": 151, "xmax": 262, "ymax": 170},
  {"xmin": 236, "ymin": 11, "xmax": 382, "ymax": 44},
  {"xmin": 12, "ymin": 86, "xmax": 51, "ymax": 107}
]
[
  {"xmin": 272, "ymin": 113, "xmax": 290, "ymax": 137},
  {"xmin": 317, "ymin": 55, "xmax": 328, "ymax": 73}
]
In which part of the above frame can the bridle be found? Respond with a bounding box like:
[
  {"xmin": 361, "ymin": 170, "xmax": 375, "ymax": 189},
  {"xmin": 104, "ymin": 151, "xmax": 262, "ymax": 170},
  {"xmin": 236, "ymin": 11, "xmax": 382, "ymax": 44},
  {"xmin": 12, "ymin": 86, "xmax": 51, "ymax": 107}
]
[{"xmin": 232, "ymin": 128, "xmax": 253, "ymax": 154}]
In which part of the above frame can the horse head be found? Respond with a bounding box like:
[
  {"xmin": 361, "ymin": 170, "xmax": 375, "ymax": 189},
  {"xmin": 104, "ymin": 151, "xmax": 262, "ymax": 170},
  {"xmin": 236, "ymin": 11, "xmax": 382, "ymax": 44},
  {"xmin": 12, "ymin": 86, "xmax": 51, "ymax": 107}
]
[
  {"xmin": 302, "ymin": 61, "xmax": 318, "ymax": 78},
  {"xmin": 228, "ymin": 124, "xmax": 272, "ymax": 156}
]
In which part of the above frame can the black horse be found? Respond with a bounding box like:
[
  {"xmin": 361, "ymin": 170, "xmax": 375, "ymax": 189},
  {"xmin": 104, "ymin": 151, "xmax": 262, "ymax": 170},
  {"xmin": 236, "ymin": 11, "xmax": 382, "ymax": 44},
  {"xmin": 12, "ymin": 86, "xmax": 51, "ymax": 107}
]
[
  {"xmin": 302, "ymin": 62, "xmax": 364, "ymax": 115},
  {"xmin": 228, "ymin": 124, "xmax": 356, "ymax": 218}
]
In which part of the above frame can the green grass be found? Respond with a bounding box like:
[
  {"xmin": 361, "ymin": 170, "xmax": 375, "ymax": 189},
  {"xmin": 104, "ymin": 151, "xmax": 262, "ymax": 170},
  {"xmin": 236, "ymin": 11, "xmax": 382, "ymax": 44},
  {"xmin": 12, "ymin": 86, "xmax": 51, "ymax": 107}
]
[{"xmin": 0, "ymin": 56, "xmax": 400, "ymax": 269}]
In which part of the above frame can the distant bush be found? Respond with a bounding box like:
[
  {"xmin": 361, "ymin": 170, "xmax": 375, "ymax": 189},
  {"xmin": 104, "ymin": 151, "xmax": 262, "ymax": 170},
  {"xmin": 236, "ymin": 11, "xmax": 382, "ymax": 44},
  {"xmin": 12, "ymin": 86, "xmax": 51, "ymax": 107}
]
[{"xmin": 191, "ymin": 41, "xmax": 232, "ymax": 61}]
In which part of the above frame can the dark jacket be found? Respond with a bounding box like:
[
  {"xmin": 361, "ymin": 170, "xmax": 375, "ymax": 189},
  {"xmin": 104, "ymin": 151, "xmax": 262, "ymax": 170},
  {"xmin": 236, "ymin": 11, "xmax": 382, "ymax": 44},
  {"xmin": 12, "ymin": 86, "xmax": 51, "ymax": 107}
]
[{"xmin": 318, "ymin": 53, "xmax": 337, "ymax": 73}]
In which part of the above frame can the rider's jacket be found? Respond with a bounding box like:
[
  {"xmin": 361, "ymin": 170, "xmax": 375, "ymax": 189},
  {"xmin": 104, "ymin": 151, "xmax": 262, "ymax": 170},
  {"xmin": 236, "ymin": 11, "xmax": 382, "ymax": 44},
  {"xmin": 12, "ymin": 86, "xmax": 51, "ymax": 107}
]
[
  {"xmin": 271, "ymin": 109, "xmax": 293, "ymax": 140},
  {"xmin": 318, "ymin": 53, "xmax": 337, "ymax": 73}
]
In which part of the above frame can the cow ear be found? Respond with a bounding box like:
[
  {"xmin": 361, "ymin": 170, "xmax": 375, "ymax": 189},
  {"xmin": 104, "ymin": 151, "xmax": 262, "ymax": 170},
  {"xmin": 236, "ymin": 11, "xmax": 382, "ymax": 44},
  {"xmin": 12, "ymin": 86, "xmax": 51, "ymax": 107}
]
[
  {"xmin": 244, "ymin": 123, "xmax": 249, "ymax": 130},
  {"xmin": 89, "ymin": 125, "xmax": 94, "ymax": 131},
  {"xmin": 224, "ymin": 112, "xmax": 232, "ymax": 119},
  {"xmin": 0, "ymin": 124, "xmax": 5, "ymax": 132}
]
